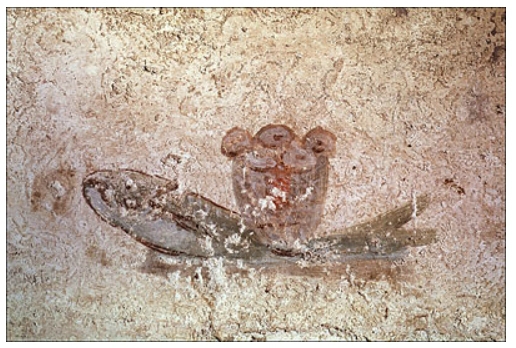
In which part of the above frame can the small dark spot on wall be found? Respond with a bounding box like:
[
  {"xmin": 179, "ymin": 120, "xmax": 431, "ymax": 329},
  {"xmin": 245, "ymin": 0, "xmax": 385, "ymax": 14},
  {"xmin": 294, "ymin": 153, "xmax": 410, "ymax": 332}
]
[
  {"xmin": 251, "ymin": 334, "xmax": 266, "ymax": 342},
  {"xmin": 30, "ymin": 191, "xmax": 42, "ymax": 209},
  {"xmin": 444, "ymin": 178, "xmax": 465, "ymax": 195},
  {"xmin": 394, "ymin": 8, "xmax": 408, "ymax": 17},
  {"xmin": 161, "ymin": 153, "xmax": 182, "ymax": 167},
  {"xmin": 490, "ymin": 45, "xmax": 505, "ymax": 64}
]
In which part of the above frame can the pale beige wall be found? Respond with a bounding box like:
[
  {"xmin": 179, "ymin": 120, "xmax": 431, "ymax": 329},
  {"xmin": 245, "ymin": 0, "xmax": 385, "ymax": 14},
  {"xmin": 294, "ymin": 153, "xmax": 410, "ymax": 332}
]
[{"xmin": 7, "ymin": 8, "xmax": 505, "ymax": 340}]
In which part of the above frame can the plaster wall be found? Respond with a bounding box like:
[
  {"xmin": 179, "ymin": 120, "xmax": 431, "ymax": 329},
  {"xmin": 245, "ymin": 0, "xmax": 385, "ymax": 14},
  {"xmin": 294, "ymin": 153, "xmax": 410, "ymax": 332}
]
[{"xmin": 7, "ymin": 8, "xmax": 505, "ymax": 340}]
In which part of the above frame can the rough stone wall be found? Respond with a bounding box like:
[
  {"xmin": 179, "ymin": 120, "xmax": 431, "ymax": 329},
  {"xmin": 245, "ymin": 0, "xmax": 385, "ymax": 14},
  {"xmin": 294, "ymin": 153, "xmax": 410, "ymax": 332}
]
[{"xmin": 7, "ymin": 8, "xmax": 505, "ymax": 340}]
